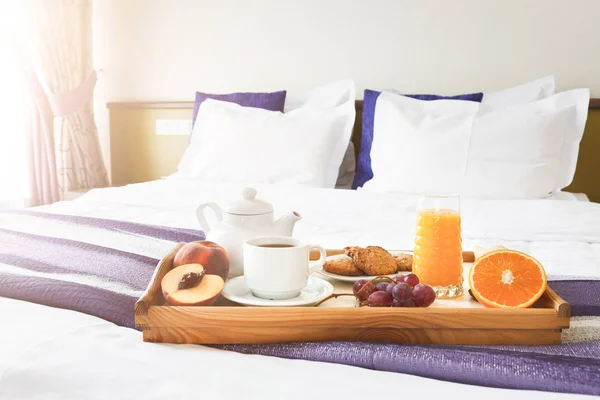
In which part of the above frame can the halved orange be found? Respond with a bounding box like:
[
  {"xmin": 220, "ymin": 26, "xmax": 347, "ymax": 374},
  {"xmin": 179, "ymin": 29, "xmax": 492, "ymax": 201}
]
[{"xmin": 468, "ymin": 249, "xmax": 547, "ymax": 308}]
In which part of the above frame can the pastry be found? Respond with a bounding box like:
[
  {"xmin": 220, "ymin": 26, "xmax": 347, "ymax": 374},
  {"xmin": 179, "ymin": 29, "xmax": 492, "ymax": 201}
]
[
  {"xmin": 352, "ymin": 246, "xmax": 397, "ymax": 276},
  {"xmin": 343, "ymin": 246, "xmax": 360, "ymax": 258},
  {"xmin": 394, "ymin": 253, "xmax": 413, "ymax": 271},
  {"xmin": 323, "ymin": 255, "xmax": 363, "ymax": 276}
]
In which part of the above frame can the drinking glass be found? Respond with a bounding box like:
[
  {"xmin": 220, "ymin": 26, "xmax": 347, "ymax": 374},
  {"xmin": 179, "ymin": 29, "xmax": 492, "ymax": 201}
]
[{"xmin": 413, "ymin": 194, "xmax": 463, "ymax": 298}]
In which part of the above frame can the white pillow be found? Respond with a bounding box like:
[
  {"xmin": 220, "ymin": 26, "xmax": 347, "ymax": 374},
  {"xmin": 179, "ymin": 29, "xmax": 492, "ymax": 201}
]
[
  {"xmin": 363, "ymin": 93, "xmax": 479, "ymax": 195},
  {"xmin": 284, "ymin": 80, "xmax": 355, "ymax": 112},
  {"xmin": 482, "ymin": 75, "xmax": 555, "ymax": 106},
  {"xmin": 285, "ymin": 80, "xmax": 357, "ymax": 188},
  {"xmin": 362, "ymin": 89, "xmax": 589, "ymax": 199},
  {"xmin": 466, "ymin": 89, "xmax": 589, "ymax": 198},
  {"xmin": 178, "ymin": 80, "xmax": 356, "ymax": 187},
  {"xmin": 177, "ymin": 97, "xmax": 355, "ymax": 187}
]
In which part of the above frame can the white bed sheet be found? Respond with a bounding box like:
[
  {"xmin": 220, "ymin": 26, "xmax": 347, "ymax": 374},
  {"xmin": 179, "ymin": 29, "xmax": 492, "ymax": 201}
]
[
  {"xmin": 43, "ymin": 178, "xmax": 600, "ymax": 279},
  {"xmin": 1, "ymin": 178, "xmax": 599, "ymax": 399}
]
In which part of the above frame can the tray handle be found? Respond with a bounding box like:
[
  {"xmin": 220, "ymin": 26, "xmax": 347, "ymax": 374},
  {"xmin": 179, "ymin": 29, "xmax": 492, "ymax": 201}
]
[
  {"xmin": 310, "ymin": 249, "xmax": 475, "ymax": 262},
  {"xmin": 135, "ymin": 242, "xmax": 185, "ymax": 320},
  {"xmin": 539, "ymin": 285, "xmax": 571, "ymax": 318}
]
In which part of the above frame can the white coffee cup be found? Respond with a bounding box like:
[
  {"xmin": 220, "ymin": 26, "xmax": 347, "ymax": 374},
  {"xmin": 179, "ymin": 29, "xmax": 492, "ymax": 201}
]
[{"xmin": 243, "ymin": 236, "xmax": 327, "ymax": 300}]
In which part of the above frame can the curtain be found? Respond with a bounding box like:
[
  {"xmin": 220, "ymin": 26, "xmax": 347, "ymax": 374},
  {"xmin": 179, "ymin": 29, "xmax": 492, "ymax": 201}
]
[
  {"xmin": 23, "ymin": 0, "xmax": 108, "ymax": 206},
  {"xmin": 26, "ymin": 69, "xmax": 60, "ymax": 206}
]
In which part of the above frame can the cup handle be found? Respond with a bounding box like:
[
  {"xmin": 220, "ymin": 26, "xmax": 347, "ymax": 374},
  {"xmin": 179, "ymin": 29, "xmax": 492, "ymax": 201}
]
[{"xmin": 308, "ymin": 245, "xmax": 327, "ymax": 274}]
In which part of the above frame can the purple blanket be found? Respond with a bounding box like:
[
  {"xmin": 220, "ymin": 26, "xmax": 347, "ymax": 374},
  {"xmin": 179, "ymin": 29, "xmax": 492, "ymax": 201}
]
[{"xmin": 0, "ymin": 211, "xmax": 598, "ymax": 396}]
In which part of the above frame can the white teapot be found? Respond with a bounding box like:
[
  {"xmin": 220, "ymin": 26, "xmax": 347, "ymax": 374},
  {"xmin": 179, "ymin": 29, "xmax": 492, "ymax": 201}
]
[{"xmin": 196, "ymin": 187, "xmax": 302, "ymax": 278}]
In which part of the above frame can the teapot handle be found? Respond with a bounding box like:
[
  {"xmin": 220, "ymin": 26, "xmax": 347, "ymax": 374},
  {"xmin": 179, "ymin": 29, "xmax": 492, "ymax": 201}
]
[{"xmin": 196, "ymin": 202, "xmax": 222, "ymax": 233}]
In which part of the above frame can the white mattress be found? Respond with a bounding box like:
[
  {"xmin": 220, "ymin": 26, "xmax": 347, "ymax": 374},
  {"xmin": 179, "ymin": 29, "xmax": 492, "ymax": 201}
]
[{"xmin": 1, "ymin": 178, "xmax": 598, "ymax": 399}]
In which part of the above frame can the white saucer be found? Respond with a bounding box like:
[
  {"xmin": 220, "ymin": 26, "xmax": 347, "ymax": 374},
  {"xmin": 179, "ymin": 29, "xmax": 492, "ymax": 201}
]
[
  {"xmin": 316, "ymin": 267, "xmax": 405, "ymax": 282},
  {"xmin": 222, "ymin": 276, "xmax": 334, "ymax": 307},
  {"xmin": 315, "ymin": 253, "xmax": 409, "ymax": 283}
]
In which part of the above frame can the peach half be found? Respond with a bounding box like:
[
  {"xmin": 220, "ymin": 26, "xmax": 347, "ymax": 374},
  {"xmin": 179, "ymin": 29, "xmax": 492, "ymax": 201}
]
[{"xmin": 161, "ymin": 263, "xmax": 224, "ymax": 306}]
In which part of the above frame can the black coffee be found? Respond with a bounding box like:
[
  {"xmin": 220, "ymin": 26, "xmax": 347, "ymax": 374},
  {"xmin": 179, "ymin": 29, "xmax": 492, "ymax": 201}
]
[{"xmin": 258, "ymin": 244, "xmax": 294, "ymax": 248}]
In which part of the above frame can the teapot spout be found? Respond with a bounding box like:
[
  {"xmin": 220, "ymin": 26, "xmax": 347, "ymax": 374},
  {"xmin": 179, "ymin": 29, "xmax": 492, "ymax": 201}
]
[{"xmin": 274, "ymin": 211, "xmax": 302, "ymax": 236}]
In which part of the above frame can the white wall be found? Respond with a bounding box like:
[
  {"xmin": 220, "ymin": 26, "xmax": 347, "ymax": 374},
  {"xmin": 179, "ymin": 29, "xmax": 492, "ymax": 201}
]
[{"xmin": 92, "ymin": 0, "xmax": 600, "ymax": 170}]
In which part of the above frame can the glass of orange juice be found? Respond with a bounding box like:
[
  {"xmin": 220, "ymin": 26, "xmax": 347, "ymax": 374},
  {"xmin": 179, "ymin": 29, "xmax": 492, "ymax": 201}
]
[{"xmin": 413, "ymin": 194, "xmax": 463, "ymax": 298}]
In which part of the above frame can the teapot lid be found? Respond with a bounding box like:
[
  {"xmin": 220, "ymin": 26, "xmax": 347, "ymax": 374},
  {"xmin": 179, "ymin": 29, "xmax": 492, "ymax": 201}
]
[{"xmin": 223, "ymin": 187, "xmax": 273, "ymax": 215}]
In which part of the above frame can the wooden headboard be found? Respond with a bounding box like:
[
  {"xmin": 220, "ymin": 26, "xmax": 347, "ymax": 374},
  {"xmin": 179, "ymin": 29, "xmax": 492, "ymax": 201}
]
[{"xmin": 107, "ymin": 99, "xmax": 600, "ymax": 202}]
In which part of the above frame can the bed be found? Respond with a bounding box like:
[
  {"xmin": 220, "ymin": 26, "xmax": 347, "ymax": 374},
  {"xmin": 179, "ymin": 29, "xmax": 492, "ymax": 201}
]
[
  {"xmin": 1, "ymin": 92, "xmax": 600, "ymax": 399},
  {"xmin": 1, "ymin": 179, "xmax": 599, "ymax": 399}
]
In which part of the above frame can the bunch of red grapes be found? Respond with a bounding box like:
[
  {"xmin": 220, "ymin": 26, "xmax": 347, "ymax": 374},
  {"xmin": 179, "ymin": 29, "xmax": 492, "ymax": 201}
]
[{"xmin": 352, "ymin": 274, "xmax": 436, "ymax": 307}]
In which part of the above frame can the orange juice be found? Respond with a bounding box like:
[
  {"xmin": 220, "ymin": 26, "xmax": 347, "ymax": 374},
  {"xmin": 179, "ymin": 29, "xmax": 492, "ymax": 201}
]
[{"xmin": 413, "ymin": 208, "xmax": 463, "ymax": 290}]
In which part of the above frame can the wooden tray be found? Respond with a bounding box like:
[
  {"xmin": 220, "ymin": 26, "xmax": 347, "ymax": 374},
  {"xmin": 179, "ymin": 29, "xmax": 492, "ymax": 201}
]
[{"xmin": 135, "ymin": 243, "xmax": 571, "ymax": 346}]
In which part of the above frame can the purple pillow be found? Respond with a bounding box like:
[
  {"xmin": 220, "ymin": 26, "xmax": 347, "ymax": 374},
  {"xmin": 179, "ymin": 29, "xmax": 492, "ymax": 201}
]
[
  {"xmin": 191, "ymin": 90, "xmax": 287, "ymax": 134},
  {"xmin": 352, "ymin": 89, "xmax": 484, "ymax": 189}
]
